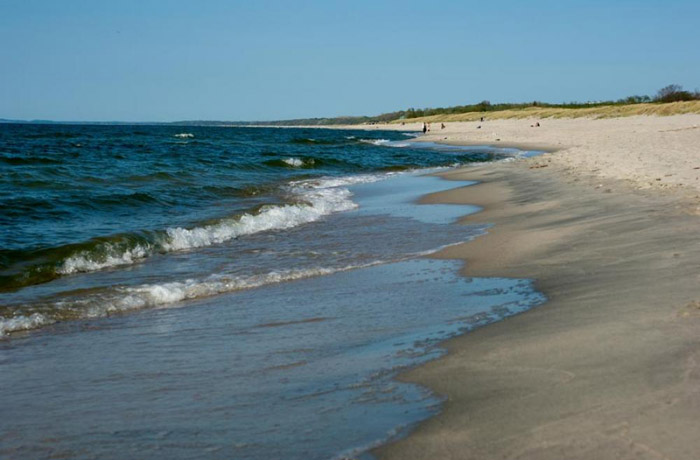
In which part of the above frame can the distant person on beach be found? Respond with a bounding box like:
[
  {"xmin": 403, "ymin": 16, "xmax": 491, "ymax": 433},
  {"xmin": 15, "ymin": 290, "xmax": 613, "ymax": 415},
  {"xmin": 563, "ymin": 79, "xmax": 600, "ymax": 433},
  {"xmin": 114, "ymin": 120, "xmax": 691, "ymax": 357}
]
[
  {"xmin": 422, "ymin": 122, "xmax": 427, "ymax": 134},
  {"xmin": 440, "ymin": 123, "xmax": 445, "ymax": 129},
  {"xmin": 480, "ymin": 116, "xmax": 484, "ymax": 122}
]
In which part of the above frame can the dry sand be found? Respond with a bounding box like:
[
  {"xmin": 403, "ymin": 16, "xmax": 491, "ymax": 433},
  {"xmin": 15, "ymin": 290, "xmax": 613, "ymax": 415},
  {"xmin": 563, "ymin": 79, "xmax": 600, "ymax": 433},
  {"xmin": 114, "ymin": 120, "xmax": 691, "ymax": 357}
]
[{"xmin": 370, "ymin": 115, "xmax": 700, "ymax": 459}]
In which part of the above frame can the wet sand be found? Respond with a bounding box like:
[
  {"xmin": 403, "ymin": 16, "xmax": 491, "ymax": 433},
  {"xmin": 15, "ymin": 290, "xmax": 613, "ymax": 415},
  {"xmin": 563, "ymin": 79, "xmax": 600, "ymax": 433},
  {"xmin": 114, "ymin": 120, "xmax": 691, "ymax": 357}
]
[{"xmin": 375, "ymin": 117, "xmax": 700, "ymax": 459}]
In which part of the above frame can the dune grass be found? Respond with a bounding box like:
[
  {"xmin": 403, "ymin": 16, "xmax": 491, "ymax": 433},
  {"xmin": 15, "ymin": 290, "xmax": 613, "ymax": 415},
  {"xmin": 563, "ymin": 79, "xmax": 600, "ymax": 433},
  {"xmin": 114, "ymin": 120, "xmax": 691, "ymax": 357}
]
[{"xmin": 389, "ymin": 101, "xmax": 700, "ymax": 123}]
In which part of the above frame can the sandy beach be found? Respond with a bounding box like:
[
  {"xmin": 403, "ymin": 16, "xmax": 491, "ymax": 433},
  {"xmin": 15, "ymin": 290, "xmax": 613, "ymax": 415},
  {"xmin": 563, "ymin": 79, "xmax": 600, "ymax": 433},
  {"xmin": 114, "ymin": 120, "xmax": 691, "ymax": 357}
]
[
  {"xmin": 3, "ymin": 116, "xmax": 699, "ymax": 459},
  {"xmin": 371, "ymin": 115, "xmax": 700, "ymax": 459}
]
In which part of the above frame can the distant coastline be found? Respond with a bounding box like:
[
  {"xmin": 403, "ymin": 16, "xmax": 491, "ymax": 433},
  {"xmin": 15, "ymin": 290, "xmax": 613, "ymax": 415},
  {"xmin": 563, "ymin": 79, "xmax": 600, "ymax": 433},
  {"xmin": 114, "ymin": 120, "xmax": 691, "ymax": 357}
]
[{"xmin": 4, "ymin": 87, "xmax": 700, "ymax": 128}]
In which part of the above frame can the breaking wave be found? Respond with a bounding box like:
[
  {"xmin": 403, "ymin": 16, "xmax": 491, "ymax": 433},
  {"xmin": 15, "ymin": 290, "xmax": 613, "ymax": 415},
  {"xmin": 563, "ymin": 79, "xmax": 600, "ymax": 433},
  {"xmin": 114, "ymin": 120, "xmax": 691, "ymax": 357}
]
[
  {"xmin": 263, "ymin": 157, "xmax": 315, "ymax": 168},
  {"xmin": 0, "ymin": 261, "xmax": 385, "ymax": 336},
  {"xmin": 360, "ymin": 139, "xmax": 411, "ymax": 148},
  {"xmin": 61, "ymin": 185, "xmax": 358, "ymax": 272},
  {"xmin": 0, "ymin": 175, "xmax": 386, "ymax": 291},
  {"xmin": 0, "ymin": 241, "xmax": 451, "ymax": 336}
]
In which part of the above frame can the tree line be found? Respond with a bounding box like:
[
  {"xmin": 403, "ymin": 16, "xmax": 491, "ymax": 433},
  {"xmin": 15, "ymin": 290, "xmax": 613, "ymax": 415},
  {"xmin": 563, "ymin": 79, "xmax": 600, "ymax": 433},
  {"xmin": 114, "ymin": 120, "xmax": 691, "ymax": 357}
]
[{"xmin": 386, "ymin": 84, "xmax": 700, "ymax": 121}]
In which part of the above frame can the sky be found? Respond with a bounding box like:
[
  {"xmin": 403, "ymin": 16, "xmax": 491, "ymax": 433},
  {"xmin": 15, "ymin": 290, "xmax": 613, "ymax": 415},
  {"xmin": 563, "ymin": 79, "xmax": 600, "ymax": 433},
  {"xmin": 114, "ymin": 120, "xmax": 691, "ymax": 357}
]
[{"xmin": 1, "ymin": 0, "xmax": 699, "ymax": 122}]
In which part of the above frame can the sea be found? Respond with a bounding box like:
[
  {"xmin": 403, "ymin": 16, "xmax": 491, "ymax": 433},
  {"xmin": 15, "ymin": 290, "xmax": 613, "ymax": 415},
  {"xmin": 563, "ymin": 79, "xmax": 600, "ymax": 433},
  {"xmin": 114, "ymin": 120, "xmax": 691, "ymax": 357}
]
[{"xmin": 0, "ymin": 124, "xmax": 545, "ymax": 459}]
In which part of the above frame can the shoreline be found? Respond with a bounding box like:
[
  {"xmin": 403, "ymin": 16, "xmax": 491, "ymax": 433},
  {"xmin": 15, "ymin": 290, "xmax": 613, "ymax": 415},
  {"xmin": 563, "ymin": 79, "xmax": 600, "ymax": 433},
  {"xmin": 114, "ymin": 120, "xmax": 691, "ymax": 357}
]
[
  {"xmin": 4, "ymin": 117, "xmax": 699, "ymax": 458},
  {"xmin": 335, "ymin": 115, "xmax": 700, "ymax": 195},
  {"xmin": 374, "ymin": 116, "xmax": 700, "ymax": 458}
]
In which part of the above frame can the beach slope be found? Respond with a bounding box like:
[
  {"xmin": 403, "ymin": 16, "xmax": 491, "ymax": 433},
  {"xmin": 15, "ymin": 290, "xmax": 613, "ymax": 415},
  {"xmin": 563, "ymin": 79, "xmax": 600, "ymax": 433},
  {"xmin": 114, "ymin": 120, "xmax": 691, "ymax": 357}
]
[{"xmin": 375, "ymin": 115, "xmax": 700, "ymax": 459}]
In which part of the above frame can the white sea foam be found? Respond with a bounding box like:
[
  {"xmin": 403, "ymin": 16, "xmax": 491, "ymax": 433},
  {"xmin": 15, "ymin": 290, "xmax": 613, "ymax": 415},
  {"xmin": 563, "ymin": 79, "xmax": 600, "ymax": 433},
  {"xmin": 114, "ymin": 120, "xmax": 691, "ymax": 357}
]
[
  {"xmin": 62, "ymin": 263, "xmax": 383, "ymax": 325},
  {"xmin": 282, "ymin": 157, "xmax": 307, "ymax": 167},
  {"xmin": 3, "ymin": 245, "xmax": 452, "ymax": 335},
  {"xmin": 163, "ymin": 188, "xmax": 357, "ymax": 251},
  {"xmin": 361, "ymin": 138, "xmax": 390, "ymax": 146},
  {"xmin": 58, "ymin": 244, "xmax": 152, "ymax": 275},
  {"xmin": 290, "ymin": 173, "xmax": 388, "ymax": 190},
  {"xmin": 57, "ymin": 182, "xmax": 362, "ymax": 274},
  {"xmin": 0, "ymin": 313, "xmax": 54, "ymax": 336},
  {"xmin": 57, "ymin": 167, "xmax": 462, "ymax": 276},
  {"xmin": 174, "ymin": 133, "xmax": 194, "ymax": 138},
  {"xmin": 105, "ymin": 268, "xmax": 346, "ymax": 314},
  {"xmin": 1, "ymin": 267, "xmax": 359, "ymax": 335},
  {"xmin": 361, "ymin": 138, "xmax": 411, "ymax": 148}
]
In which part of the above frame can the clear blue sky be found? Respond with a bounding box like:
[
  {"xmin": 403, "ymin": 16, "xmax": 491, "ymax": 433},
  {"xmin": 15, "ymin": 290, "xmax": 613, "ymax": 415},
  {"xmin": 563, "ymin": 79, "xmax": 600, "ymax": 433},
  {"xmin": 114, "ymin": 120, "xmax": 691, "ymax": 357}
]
[{"xmin": 1, "ymin": 0, "xmax": 698, "ymax": 122}]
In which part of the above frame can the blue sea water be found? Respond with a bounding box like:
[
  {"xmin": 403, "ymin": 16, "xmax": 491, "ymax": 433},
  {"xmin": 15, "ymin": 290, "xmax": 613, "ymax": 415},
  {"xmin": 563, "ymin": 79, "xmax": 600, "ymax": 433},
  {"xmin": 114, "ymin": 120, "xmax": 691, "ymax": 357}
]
[{"xmin": 0, "ymin": 124, "xmax": 544, "ymax": 459}]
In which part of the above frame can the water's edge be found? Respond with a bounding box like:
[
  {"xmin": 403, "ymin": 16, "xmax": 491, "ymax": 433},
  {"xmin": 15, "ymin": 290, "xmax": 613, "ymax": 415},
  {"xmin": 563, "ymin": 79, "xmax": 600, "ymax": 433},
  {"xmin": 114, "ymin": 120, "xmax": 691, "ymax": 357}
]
[
  {"xmin": 0, "ymin": 131, "xmax": 546, "ymax": 459},
  {"xmin": 354, "ymin": 166, "xmax": 546, "ymax": 460}
]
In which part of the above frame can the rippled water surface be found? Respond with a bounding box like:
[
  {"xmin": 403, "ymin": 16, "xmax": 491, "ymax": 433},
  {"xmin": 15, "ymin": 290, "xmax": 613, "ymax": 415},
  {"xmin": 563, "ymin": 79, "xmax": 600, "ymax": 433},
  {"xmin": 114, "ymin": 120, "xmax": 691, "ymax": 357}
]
[
  {"xmin": 0, "ymin": 124, "xmax": 528, "ymax": 334},
  {"xmin": 0, "ymin": 124, "xmax": 545, "ymax": 459}
]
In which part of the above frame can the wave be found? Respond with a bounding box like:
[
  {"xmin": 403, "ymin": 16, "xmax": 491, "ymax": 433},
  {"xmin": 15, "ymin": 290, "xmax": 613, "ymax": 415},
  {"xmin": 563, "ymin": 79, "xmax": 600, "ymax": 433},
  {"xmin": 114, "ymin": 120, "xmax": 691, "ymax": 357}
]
[
  {"xmin": 290, "ymin": 137, "xmax": 338, "ymax": 145},
  {"xmin": 0, "ymin": 192, "xmax": 167, "ymax": 221},
  {"xmin": 0, "ymin": 155, "xmax": 63, "ymax": 166},
  {"xmin": 1, "ymin": 196, "xmax": 67, "ymax": 214},
  {"xmin": 264, "ymin": 157, "xmax": 314, "ymax": 168},
  {"xmin": 288, "ymin": 173, "xmax": 386, "ymax": 190},
  {"xmin": 174, "ymin": 133, "xmax": 194, "ymax": 138},
  {"xmin": 0, "ymin": 241, "xmax": 457, "ymax": 336},
  {"xmin": 360, "ymin": 139, "xmax": 411, "ymax": 148},
  {"xmin": 378, "ymin": 165, "xmax": 420, "ymax": 172},
  {"xmin": 0, "ymin": 177, "xmax": 373, "ymax": 290},
  {"xmin": 0, "ymin": 313, "xmax": 49, "ymax": 336},
  {"xmin": 262, "ymin": 156, "xmax": 360, "ymax": 170},
  {"xmin": 62, "ymin": 186, "xmax": 357, "ymax": 272},
  {"xmin": 201, "ymin": 183, "xmax": 278, "ymax": 198},
  {"xmin": 1, "ymin": 141, "xmax": 511, "ymax": 293},
  {"xmin": 0, "ymin": 232, "xmax": 162, "ymax": 289},
  {"xmin": 91, "ymin": 192, "xmax": 166, "ymax": 207},
  {"xmin": 283, "ymin": 157, "xmax": 307, "ymax": 167},
  {"xmin": 361, "ymin": 138, "xmax": 390, "ymax": 146},
  {"xmin": 0, "ymin": 262, "xmax": 384, "ymax": 336}
]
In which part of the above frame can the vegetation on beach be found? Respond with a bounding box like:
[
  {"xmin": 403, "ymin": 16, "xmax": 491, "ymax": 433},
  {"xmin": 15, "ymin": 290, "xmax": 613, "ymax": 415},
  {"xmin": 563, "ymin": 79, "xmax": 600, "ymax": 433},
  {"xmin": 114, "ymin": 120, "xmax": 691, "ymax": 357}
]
[
  {"xmin": 386, "ymin": 84, "xmax": 700, "ymax": 123},
  {"xmin": 389, "ymin": 100, "xmax": 700, "ymax": 123},
  {"xmin": 239, "ymin": 84, "xmax": 700, "ymax": 125},
  {"xmin": 4, "ymin": 86, "xmax": 698, "ymax": 127}
]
